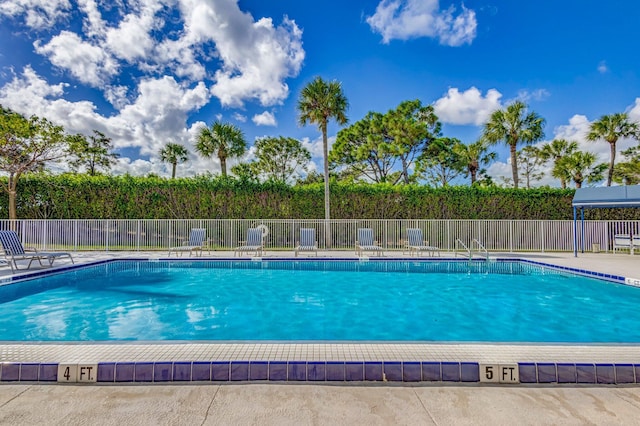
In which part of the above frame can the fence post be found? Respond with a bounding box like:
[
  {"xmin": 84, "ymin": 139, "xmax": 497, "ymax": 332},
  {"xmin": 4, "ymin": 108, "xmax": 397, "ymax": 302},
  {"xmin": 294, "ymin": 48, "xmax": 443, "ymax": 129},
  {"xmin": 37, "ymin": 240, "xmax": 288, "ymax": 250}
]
[{"xmin": 509, "ymin": 220, "xmax": 513, "ymax": 253}]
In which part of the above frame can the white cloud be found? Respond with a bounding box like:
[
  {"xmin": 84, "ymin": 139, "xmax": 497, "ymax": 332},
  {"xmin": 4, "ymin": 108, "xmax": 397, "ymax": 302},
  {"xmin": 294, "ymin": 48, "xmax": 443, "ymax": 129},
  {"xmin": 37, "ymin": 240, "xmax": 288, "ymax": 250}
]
[
  {"xmin": 366, "ymin": 0, "xmax": 477, "ymax": 46},
  {"xmin": 209, "ymin": 15, "xmax": 305, "ymax": 107},
  {"xmin": 7, "ymin": 0, "xmax": 304, "ymax": 108},
  {"xmin": 0, "ymin": 68, "xmax": 210, "ymax": 171},
  {"xmin": 0, "ymin": 1, "xmax": 305, "ymax": 175},
  {"xmin": 77, "ymin": 0, "xmax": 107, "ymax": 38},
  {"xmin": 34, "ymin": 31, "xmax": 120, "ymax": 87},
  {"xmin": 233, "ymin": 112, "xmax": 247, "ymax": 122},
  {"xmin": 252, "ymin": 111, "xmax": 277, "ymax": 126},
  {"xmin": 627, "ymin": 98, "xmax": 640, "ymax": 122},
  {"xmin": 0, "ymin": 0, "xmax": 71, "ymax": 29},
  {"xmin": 598, "ymin": 60, "xmax": 608, "ymax": 74},
  {"xmin": 517, "ymin": 89, "xmax": 550, "ymax": 102},
  {"xmin": 103, "ymin": 85, "xmax": 130, "ymax": 110},
  {"xmin": 433, "ymin": 87, "xmax": 502, "ymax": 125},
  {"xmin": 105, "ymin": 5, "xmax": 158, "ymax": 63},
  {"xmin": 300, "ymin": 135, "xmax": 335, "ymax": 175}
]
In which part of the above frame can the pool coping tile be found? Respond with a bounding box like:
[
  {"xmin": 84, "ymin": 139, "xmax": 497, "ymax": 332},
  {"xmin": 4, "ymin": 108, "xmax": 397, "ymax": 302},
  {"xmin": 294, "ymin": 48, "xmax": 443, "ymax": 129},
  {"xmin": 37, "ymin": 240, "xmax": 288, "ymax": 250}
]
[{"xmin": 269, "ymin": 361, "xmax": 287, "ymax": 381}]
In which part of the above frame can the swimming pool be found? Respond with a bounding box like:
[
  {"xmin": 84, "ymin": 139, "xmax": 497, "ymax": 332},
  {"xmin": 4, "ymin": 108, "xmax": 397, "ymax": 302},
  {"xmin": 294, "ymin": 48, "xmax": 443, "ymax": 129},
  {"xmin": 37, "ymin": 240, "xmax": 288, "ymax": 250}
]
[{"xmin": 0, "ymin": 259, "xmax": 638, "ymax": 343}]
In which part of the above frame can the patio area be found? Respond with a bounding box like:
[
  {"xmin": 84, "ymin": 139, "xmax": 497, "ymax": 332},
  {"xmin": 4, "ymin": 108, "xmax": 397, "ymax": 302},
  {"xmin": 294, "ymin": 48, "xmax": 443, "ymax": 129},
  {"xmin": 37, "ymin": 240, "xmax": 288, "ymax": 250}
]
[{"xmin": 1, "ymin": 250, "xmax": 640, "ymax": 422}]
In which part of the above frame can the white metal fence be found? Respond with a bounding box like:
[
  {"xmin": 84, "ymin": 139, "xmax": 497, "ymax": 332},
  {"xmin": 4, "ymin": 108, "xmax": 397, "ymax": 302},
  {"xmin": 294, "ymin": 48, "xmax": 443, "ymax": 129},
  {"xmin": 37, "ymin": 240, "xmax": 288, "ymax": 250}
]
[{"xmin": 0, "ymin": 219, "xmax": 638, "ymax": 253}]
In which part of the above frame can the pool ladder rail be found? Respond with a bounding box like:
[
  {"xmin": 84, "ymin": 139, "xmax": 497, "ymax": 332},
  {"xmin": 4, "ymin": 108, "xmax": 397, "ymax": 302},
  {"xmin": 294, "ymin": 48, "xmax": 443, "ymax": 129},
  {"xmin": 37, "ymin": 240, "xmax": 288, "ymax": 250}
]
[{"xmin": 454, "ymin": 238, "xmax": 490, "ymax": 261}]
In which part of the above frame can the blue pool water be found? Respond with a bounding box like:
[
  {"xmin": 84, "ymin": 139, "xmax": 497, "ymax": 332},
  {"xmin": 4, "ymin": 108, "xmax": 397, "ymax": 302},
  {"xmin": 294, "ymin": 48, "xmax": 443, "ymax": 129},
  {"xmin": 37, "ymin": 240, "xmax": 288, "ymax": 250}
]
[{"xmin": 0, "ymin": 260, "xmax": 638, "ymax": 343}]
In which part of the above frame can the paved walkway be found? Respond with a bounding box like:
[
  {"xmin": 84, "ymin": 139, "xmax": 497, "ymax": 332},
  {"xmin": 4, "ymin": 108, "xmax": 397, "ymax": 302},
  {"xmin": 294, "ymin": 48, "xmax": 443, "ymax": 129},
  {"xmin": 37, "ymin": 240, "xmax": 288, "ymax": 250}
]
[{"xmin": 3, "ymin": 383, "xmax": 640, "ymax": 425}]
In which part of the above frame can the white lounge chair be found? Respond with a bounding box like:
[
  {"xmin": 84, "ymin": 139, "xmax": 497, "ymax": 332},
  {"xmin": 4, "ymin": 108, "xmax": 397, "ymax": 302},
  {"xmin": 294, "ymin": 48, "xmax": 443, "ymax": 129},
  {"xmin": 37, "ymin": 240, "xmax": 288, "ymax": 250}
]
[
  {"xmin": 235, "ymin": 228, "xmax": 264, "ymax": 257},
  {"xmin": 0, "ymin": 230, "xmax": 74, "ymax": 270},
  {"xmin": 168, "ymin": 228, "xmax": 207, "ymax": 257},
  {"xmin": 295, "ymin": 228, "xmax": 318, "ymax": 257},
  {"xmin": 613, "ymin": 234, "xmax": 637, "ymax": 255},
  {"xmin": 356, "ymin": 228, "xmax": 383, "ymax": 257},
  {"xmin": 405, "ymin": 228, "xmax": 440, "ymax": 257}
]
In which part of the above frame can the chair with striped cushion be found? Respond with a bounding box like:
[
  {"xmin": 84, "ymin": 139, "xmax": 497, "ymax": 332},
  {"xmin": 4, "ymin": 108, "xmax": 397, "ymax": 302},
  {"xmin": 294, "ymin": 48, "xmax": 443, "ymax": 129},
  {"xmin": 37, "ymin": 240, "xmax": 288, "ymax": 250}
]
[
  {"xmin": 295, "ymin": 228, "xmax": 318, "ymax": 257},
  {"xmin": 234, "ymin": 228, "xmax": 264, "ymax": 257},
  {"xmin": 355, "ymin": 228, "xmax": 383, "ymax": 257},
  {"xmin": 405, "ymin": 228, "xmax": 440, "ymax": 257},
  {"xmin": 0, "ymin": 230, "xmax": 74, "ymax": 270},
  {"xmin": 168, "ymin": 228, "xmax": 207, "ymax": 257}
]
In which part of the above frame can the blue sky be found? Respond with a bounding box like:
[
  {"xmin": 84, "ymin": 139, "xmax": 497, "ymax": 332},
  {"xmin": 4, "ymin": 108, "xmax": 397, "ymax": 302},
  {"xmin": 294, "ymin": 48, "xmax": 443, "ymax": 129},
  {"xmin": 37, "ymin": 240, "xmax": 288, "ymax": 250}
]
[{"xmin": 1, "ymin": 0, "xmax": 639, "ymax": 185}]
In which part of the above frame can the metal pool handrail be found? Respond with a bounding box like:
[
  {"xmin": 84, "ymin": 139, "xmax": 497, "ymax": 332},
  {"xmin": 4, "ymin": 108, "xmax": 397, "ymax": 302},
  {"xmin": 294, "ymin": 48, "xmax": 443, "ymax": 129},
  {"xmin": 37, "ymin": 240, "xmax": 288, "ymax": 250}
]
[
  {"xmin": 454, "ymin": 238, "xmax": 471, "ymax": 259},
  {"xmin": 472, "ymin": 239, "xmax": 489, "ymax": 261}
]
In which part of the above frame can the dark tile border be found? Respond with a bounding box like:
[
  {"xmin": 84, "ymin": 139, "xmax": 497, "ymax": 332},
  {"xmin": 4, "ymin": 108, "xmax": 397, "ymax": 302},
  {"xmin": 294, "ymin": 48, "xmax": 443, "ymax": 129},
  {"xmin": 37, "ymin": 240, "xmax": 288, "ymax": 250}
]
[{"xmin": 3, "ymin": 361, "xmax": 640, "ymax": 385}]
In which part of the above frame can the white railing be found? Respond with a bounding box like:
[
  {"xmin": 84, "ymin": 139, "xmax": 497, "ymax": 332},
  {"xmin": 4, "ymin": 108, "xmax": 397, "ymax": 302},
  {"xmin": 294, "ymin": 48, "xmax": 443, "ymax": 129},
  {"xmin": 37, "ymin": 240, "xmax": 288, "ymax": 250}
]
[
  {"xmin": 0, "ymin": 219, "xmax": 637, "ymax": 253},
  {"xmin": 472, "ymin": 239, "xmax": 489, "ymax": 260},
  {"xmin": 453, "ymin": 238, "xmax": 471, "ymax": 258}
]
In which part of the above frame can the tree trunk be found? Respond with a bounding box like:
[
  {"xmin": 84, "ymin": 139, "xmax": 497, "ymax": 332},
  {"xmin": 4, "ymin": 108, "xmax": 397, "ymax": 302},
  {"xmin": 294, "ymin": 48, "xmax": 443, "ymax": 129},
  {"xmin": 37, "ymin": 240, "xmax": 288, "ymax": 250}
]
[
  {"xmin": 7, "ymin": 174, "xmax": 18, "ymax": 221},
  {"xmin": 321, "ymin": 121, "xmax": 332, "ymax": 248},
  {"xmin": 607, "ymin": 141, "xmax": 616, "ymax": 187},
  {"xmin": 469, "ymin": 160, "xmax": 478, "ymax": 185},
  {"xmin": 171, "ymin": 162, "xmax": 177, "ymax": 179},
  {"xmin": 401, "ymin": 158, "xmax": 409, "ymax": 184},
  {"xmin": 220, "ymin": 156, "xmax": 227, "ymax": 177},
  {"xmin": 560, "ymin": 178, "xmax": 566, "ymax": 189},
  {"xmin": 8, "ymin": 190, "xmax": 17, "ymax": 221},
  {"xmin": 510, "ymin": 144, "xmax": 519, "ymax": 188}
]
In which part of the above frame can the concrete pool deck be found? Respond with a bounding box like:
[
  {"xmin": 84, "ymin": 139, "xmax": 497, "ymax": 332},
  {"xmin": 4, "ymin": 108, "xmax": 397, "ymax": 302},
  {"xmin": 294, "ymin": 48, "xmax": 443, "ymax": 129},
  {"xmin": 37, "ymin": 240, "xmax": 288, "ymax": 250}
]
[
  {"xmin": 1, "ymin": 251, "xmax": 640, "ymax": 423},
  {"xmin": 3, "ymin": 383, "xmax": 640, "ymax": 425}
]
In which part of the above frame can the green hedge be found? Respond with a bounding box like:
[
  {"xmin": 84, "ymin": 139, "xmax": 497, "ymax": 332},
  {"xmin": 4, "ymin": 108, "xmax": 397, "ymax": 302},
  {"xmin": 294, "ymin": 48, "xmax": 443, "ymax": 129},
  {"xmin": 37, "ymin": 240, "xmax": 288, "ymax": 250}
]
[{"xmin": 0, "ymin": 174, "xmax": 635, "ymax": 220}]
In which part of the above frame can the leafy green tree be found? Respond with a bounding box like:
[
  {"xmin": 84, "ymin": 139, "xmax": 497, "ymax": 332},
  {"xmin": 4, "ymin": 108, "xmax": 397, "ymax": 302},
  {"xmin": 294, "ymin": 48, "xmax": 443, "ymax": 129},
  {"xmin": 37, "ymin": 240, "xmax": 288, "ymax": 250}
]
[
  {"xmin": 482, "ymin": 101, "xmax": 545, "ymax": 188},
  {"xmin": 452, "ymin": 139, "xmax": 496, "ymax": 185},
  {"xmin": 295, "ymin": 171, "xmax": 325, "ymax": 185},
  {"xmin": 230, "ymin": 162, "xmax": 260, "ymax": 183},
  {"xmin": 416, "ymin": 137, "xmax": 464, "ymax": 187},
  {"xmin": 383, "ymin": 100, "xmax": 441, "ymax": 184},
  {"xmin": 160, "ymin": 142, "xmax": 189, "ymax": 178},
  {"xmin": 539, "ymin": 139, "xmax": 578, "ymax": 189},
  {"xmin": 516, "ymin": 145, "xmax": 544, "ymax": 189},
  {"xmin": 556, "ymin": 151, "xmax": 607, "ymax": 188},
  {"xmin": 196, "ymin": 121, "xmax": 246, "ymax": 177},
  {"xmin": 330, "ymin": 112, "xmax": 399, "ymax": 184},
  {"xmin": 0, "ymin": 106, "xmax": 67, "ymax": 219},
  {"xmin": 586, "ymin": 113, "xmax": 639, "ymax": 186},
  {"xmin": 613, "ymin": 146, "xmax": 640, "ymax": 185},
  {"xmin": 298, "ymin": 76, "xmax": 348, "ymax": 245},
  {"xmin": 68, "ymin": 130, "xmax": 119, "ymax": 176},
  {"xmin": 252, "ymin": 136, "xmax": 311, "ymax": 183}
]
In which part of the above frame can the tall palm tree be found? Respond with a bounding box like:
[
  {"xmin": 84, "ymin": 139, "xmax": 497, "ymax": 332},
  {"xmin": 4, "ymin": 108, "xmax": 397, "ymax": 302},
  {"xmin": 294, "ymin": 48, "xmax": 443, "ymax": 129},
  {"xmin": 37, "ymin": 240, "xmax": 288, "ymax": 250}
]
[
  {"xmin": 196, "ymin": 121, "xmax": 246, "ymax": 177},
  {"xmin": 586, "ymin": 113, "xmax": 639, "ymax": 186},
  {"xmin": 539, "ymin": 139, "xmax": 578, "ymax": 189},
  {"xmin": 453, "ymin": 139, "xmax": 496, "ymax": 185},
  {"xmin": 160, "ymin": 143, "xmax": 189, "ymax": 178},
  {"xmin": 482, "ymin": 101, "xmax": 545, "ymax": 188},
  {"xmin": 555, "ymin": 151, "xmax": 607, "ymax": 188},
  {"xmin": 297, "ymin": 76, "xmax": 348, "ymax": 246}
]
